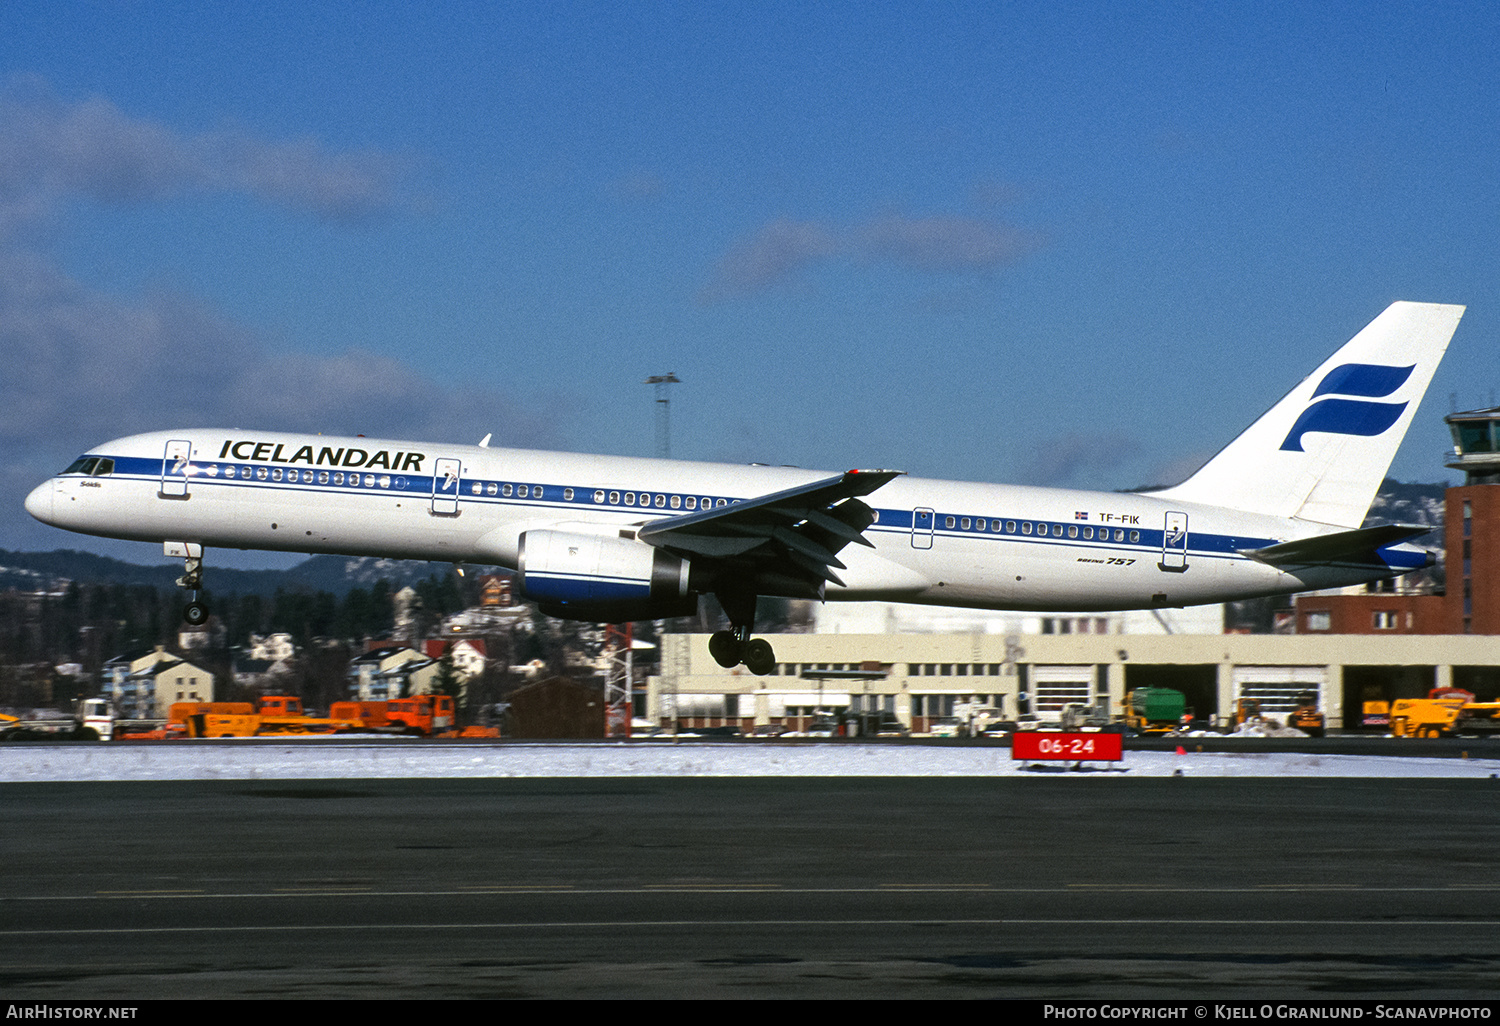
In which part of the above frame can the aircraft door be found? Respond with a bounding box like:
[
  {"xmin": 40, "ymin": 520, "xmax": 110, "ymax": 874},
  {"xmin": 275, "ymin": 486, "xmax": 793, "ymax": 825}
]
[
  {"xmin": 160, "ymin": 439, "xmax": 192, "ymax": 498},
  {"xmin": 431, "ymin": 458, "xmax": 462, "ymax": 515},
  {"xmin": 911, "ymin": 508, "xmax": 934, "ymax": 549},
  {"xmin": 1158, "ymin": 511, "xmax": 1189, "ymax": 573}
]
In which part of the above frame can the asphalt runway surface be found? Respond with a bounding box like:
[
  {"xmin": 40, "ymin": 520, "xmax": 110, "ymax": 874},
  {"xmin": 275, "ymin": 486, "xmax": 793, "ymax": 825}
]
[{"xmin": 2, "ymin": 775, "xmax": 1499, "ymax": 999}]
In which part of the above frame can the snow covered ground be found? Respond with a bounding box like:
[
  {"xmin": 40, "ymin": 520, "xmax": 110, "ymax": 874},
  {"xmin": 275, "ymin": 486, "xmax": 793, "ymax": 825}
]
[{"xmin": 2, "ymin": 739, "xmax": 1499, "ymax": 782}]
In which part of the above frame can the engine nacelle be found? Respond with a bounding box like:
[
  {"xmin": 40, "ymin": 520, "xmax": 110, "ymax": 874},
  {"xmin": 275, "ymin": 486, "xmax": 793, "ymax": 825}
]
[{"xmin": 518, "ymin": 529, "xmax": 698, "ymax": 622}]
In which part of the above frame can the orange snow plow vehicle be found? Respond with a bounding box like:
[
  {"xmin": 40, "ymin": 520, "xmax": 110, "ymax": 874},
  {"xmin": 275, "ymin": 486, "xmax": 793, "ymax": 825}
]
[
  {"xmin": 177, "ymin": 695, "xmax": 360, "ymax": 738},
  {"xmin": 1388, "ymin": 688, "xmax": 1500, "ymax": 739}
]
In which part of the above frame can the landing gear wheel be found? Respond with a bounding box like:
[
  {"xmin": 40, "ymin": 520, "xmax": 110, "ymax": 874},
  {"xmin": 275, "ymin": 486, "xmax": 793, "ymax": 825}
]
[
  {"xmin": 183, "ymin": 601, "xmax": 209, "ymax": 626},
  {"xmin": 742, "ymin": 637, "xmax": 776, "ymax": 676},
  {"xmin": 709, "ymin": 630, "xmax": 742, "ymax": 669}
]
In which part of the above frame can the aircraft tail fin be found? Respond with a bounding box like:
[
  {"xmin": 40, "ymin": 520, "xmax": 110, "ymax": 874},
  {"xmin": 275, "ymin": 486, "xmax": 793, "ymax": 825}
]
[{"xmin": 1150, "ymin": 302, "xmax": 1464, "ymax": 528}]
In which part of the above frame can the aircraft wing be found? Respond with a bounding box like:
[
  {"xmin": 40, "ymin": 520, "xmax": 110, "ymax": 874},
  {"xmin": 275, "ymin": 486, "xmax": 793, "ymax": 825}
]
[
  {"xmin": 1239, "ymin": 524, "xmax": 1433, "ymax": 570},
  {"xmin": 636, "ymin": 469, "xmax": 903, "ymax": 593}
]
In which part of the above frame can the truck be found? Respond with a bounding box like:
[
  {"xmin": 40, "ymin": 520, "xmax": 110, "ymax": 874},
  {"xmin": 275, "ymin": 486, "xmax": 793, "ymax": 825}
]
[
  {"xmin": 326, "ymin": 696, "xmax": 500, "ymax": 738},
  {"xmin": 1285, "ymin": 691, "xmax": 1326, "ymax": 738},
  {"xmin": 1121, "ymin": 687, "xmax": 1186, "ymax": 735},
  {"xmin": 1, "ymin": 697, "xmax": 118, "ymax": 741},
  {"xmin": 1389, "ymin": 688, "xmax": 1500, "ymax": 739},
  {"xmin": 178, "ymin": 695, "xmax": 361, "ymax": 738}
]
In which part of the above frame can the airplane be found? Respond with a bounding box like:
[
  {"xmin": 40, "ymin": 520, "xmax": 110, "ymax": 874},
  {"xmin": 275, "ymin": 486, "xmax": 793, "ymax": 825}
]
[{"xmin": 25, "ymin": 301, "xmax": 1464, "ymax": 675}]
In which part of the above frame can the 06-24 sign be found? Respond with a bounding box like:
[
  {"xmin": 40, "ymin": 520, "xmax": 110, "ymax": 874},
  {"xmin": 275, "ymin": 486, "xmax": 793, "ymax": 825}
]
[{"xmin": 1011, "ymin": 731, "xmax": 1123, "ymax": 761}]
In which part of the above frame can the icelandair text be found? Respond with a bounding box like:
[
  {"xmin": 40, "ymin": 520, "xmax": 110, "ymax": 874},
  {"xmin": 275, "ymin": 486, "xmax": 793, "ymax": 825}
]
[{"xmin": 217, "ymin": 439, "xmax": 424, "ymax": 472}]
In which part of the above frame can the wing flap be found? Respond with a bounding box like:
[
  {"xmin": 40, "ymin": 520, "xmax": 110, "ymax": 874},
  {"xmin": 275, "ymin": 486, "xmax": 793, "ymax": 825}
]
[{"xmin": 636, "ymin": 468, "xmax": 902, "ymax": 594}]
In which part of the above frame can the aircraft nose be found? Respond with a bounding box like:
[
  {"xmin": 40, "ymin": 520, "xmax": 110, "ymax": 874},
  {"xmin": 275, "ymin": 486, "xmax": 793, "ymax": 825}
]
[{"xmin": 24, "ymin": 481, "xmax": 54, "ymax": 523}]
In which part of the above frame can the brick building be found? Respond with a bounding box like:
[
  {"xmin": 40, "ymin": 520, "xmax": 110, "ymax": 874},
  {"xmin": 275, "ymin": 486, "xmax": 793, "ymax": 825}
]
[{"xmin": 1296, "ymin": 406, "xmax": 1500, "ymax": 635}]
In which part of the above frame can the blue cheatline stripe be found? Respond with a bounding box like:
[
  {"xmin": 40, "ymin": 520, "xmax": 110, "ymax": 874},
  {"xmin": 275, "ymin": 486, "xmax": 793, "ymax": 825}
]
[{"xmin": 76, "ymin": 453, "xmax": 1387, "ymax": 567}]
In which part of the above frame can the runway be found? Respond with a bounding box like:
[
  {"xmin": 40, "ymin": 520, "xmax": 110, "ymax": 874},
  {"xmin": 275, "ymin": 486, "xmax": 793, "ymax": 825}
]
[{"xmin": 3, "ymin": 775, "xmax": 1498, "ymax": 998}]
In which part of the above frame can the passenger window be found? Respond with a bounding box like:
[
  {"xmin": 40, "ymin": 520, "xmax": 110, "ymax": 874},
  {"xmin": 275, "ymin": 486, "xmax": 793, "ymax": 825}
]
[
  {"xmin": 318, "ymin": 471, "xmax": 329, "ymax": 485},
  {"xmin": 502, "ymin": 484, "xmax": 513, "ymax": 497},
  {"xmin": 486, "ymin": 483, "xmax": 497, "ymax": 496},
  {"xmin": 685, "ymin": 497, "xmax": 697, "ymax": 510},
  {"xmin": 564, "ymin": 488, "xmax": 574, "ymax": 501},
  {"xmin": 655, "ymin": 494, "xmax": 666, "ymax": 508},
  {"xmin": 1006, "ymin": 521, "xmax": 1016, "ymax": 533},
  {"xmin": 609, "ymin": 491, "xmax": 621, "ymax": 504},
  {"xmin": 670, "ymin": 495, "xmax": 681, "ymax": 509},
  {"xmin": 625, "ymin": 493, "xmax": 636, "ymax": 505},
  {"xmin": 1068, "ymin": 525, "xmax": 1078, "ymax": 538},
  {"xmin": 593, "ymin": 490, "xmax": 605, "ymax": 503},
  {"xmin": 272, "ymin": 468, "xmax": 282, "ymax": 482},
  {"xmin": 961, "ymin": 518, "xmax": 971, "ymax": 530},
  {"xmin": 1052, "ymin": 524, "xmax": 1063, "ymax": 537},
  {"xmin": 1129, "ymin": 530, "xmax": 1140, "ymax": 543},
  {"xmin": 1022, "ymin": 522, "xmax": 1032, "ymax": 534},
  {"xmin": 945, "ymin": 516, "xmax": 955, "ymax": 529}
]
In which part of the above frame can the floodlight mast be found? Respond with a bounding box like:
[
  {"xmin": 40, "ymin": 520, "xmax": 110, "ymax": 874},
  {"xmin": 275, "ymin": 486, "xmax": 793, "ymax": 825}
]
[{"xmin": 644, "ymin": 372, "xmax": 681, "ymax": 459}]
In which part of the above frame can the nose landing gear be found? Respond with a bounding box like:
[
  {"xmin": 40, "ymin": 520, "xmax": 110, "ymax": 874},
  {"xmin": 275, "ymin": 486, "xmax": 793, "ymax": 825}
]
[{"xmin": 168, "ymin": 542, "xmax": 210, "ymax": 626}]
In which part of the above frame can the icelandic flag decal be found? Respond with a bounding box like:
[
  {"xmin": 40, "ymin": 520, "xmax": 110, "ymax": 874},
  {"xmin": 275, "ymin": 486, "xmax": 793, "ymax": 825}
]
[
  {"xmin": 1280, "ymin": 363, "xmax": 1414, "ymax": 452},
  {"xmin": 1074, "ymin": 511, "xmax": 1088, "ymax": 520}
]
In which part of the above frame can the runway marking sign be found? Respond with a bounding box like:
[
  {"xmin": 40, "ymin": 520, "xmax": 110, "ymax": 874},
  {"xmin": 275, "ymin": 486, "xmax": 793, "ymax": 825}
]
[{"xmin": 1011, "ymin": 731, "xmax": 1123, "ymax": 762}]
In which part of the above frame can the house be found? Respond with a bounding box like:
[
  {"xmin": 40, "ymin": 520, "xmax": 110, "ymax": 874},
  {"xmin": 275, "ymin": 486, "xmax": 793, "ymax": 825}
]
[{"xmin": 101, "ymin": 646, "xmax": 214, "ymax": 720}]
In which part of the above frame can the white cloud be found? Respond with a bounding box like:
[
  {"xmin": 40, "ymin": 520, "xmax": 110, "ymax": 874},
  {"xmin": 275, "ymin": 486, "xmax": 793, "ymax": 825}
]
[
  {"xmin": 0, "ymin": 79, "xmax": 549, "ymax": 550},
  {"xmin": 701, "ymin": 209, "xmax": 1041, "ymax": 301},
  {"xmin": 0, "ymin": 76, "xmax": 413, "ymax": 233}
]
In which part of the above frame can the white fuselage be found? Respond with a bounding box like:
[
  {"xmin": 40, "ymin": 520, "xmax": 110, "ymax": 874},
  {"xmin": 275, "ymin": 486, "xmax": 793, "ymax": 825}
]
[{"xmin": 24, "ymin": 429, "xmax": 1421, "ymax": 611}]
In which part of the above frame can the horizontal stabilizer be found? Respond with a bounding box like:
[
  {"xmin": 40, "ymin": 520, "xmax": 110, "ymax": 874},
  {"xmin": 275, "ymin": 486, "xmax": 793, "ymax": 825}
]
[{"xmin": 1240, "ymin": 524, "xmax": 1432, "ymax": 569}]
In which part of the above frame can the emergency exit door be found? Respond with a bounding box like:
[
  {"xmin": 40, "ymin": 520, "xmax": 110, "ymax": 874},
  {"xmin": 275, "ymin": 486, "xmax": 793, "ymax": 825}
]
[
  {"xmin": 160, "ymin": 439, "xmax": 192, "ymax": 498},
  {"xmin": 1158, "ymin": 511, "xmax": 1189, "ymax": 573},
  {"xmin": 911, "ymin": 508, "xmax": 934, "ymax": 549},
  {"xmin": 431, "ymin": 458, "xmax": 462, "ymax": 515}
]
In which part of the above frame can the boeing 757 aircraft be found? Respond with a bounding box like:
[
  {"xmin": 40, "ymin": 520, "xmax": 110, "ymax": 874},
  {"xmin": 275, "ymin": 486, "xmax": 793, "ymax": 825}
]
[{"xmin": 25, "ymin": 301, "xmax": 1464, "ymax": 674}]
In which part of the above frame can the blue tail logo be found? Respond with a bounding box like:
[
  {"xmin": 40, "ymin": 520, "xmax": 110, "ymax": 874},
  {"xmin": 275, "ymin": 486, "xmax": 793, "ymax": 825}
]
[{"xmin": 1279, "ymin": 363, "xmax": 1414, "ymax": 452}]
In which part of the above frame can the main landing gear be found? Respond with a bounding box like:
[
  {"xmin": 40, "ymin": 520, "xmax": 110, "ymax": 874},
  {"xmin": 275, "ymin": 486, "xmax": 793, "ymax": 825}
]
[
  {"xmin": 708, "ymin": 592, "xmax": 777, "ymax": 676},
  {"xmin": 170, "ymin": 543, "xmax": 210, "ymax": 626}
]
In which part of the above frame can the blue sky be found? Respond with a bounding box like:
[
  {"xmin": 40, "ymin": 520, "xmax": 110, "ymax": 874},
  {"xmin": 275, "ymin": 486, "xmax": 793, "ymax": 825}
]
[{"xmin": 3, "ymin": 2, "xmax": 1498, "ymax": 568}]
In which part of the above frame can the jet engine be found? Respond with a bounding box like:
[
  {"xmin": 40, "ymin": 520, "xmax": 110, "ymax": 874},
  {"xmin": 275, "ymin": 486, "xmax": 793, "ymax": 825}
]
[{"xmin": 517, "ymin": 529, "xmax": 698, "ymax": 622}]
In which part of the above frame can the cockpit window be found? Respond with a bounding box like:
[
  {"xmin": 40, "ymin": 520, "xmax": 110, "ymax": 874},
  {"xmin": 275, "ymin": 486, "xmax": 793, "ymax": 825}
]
[{"xmin": 61, "ymin": 457, "xmax": 114, "ymax": 476}]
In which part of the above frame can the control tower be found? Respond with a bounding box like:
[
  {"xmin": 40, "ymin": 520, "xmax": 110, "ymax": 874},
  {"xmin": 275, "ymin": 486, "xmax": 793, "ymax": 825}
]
[
  {"xmin": 1444, "ymin": 406, "xmax": 1500, "ymax": 485},
  {"xmin": 1443, "ymin": 407, "xmax": 1500, "ymax": 632}
]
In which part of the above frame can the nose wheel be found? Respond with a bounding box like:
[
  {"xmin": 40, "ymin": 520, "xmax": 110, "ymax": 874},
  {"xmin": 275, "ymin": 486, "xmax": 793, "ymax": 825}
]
[{"xmin": 175, "ymin": 552, "xmax": 211, "ymax": 625}]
